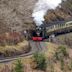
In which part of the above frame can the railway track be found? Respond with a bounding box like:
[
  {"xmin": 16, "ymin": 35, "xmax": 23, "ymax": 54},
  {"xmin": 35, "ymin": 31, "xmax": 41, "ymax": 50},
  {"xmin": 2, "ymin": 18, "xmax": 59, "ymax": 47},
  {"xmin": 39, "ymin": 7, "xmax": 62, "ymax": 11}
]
[
  {"xmin": 34, "ymin": 41, "xmax": 46, "ymax": 52},
  {"xmin": 0, "ymin": 41, "xmax": 43, "ymax": 63},
  {"xmin": 0, "ymin": 50, "xmax": 33, "ymax": 63},
  {"xmin": 0, "ymin": 20, "xmax": 72, "ymax": 63},
  {"xmin": 35, "ymin": 42, "xmax": 42, "ymax": 52}
]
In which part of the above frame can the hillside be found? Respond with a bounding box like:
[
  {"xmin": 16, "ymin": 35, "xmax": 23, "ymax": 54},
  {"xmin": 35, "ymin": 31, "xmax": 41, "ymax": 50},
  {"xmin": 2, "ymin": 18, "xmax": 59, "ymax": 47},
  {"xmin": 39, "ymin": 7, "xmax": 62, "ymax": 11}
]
[
  {"xmin": 0, "ymin": 0, "xmax": 72, "ymax": 33},
  {"xmin": 45, "ymin": 0, "xmax": 72, "ymax": 22},
  {"xmin": 0, "ymin": 0, "xmax": 36, "ymax": 33}
]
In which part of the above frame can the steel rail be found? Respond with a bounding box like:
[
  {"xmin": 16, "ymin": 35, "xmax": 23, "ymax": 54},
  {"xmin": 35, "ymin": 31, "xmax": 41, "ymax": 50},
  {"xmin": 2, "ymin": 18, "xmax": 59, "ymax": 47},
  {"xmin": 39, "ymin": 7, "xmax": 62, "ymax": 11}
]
[{"xmin": 0, "ymin": 41, "xmax": 43, "ymax": 63}]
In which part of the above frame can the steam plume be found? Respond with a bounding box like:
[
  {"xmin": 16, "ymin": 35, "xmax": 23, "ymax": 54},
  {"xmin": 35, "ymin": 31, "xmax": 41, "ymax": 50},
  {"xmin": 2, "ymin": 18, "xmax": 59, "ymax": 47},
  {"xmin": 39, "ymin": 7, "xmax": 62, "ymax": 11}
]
[{"xmin": 32, "ymin": 0, "xmax": 62, "ymax": 26}]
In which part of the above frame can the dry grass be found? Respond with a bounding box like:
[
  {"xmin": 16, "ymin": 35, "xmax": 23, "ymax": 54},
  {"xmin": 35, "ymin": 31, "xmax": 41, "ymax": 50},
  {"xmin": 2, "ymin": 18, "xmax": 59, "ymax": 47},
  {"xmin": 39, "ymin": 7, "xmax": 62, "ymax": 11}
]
[
  {"xmin": 56, "ymin": 33, "xmax": 72, "ymax": 47},
  {"xmin": 0, "ymin": 40, "xmax": 31, "ymax": 58},
  {"xmin": 45, "ymin": 42, "xmax": 58, "ymax": 58},
  {"xmin": 0, "ymin": 42, "xmax": 72, "ymax": 72},
  {"xmin": 0, "ymin": 40, "xmax": 28, "ymax": 52},
  {"xmin": 45, "ymin": 42, "xmax": 72, "ymax": 72},
  {"xmin": 56, "ymin": 33, "xmax": 72, "ymax": 41}
]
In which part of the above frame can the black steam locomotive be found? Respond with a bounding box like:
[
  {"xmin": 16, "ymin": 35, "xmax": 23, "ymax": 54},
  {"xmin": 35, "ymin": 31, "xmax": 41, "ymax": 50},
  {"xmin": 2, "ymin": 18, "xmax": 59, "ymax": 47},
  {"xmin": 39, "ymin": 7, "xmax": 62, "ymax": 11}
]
[{"xmin": 31, "ymin": 25, "xmax": 47, "ymax": 41}]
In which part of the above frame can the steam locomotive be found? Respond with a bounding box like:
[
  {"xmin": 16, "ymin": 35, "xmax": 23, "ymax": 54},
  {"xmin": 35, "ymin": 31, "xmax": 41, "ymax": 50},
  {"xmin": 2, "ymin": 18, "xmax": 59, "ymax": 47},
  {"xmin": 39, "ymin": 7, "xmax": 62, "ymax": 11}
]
[{"xmin": 31, "ymin": 25, "xmax": 47, "ymax": 41}]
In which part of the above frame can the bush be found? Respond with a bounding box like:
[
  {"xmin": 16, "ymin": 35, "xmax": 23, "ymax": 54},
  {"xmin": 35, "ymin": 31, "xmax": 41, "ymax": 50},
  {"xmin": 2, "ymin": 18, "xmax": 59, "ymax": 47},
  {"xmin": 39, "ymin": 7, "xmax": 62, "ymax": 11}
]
[
  {"xmin": 68, "ymin": 59, "xmax": 72, "ymax": 71},
  {"xmin": 33, "ymin": 52, "xmax": 47, "ymax": 71},
  {"xmin": 14, "ymin": 59, "xmax": 23, "ymax": 72},
  {"xmin": 47, "ymin": 59, "xmax": 54, "ymax": 72},
  {"xmin": 58, "ymin": 46, "xmax": 68, "ymax": 56},
  {"xmin": 54, "ymin": 46, "xmax": 69, "ymax": 60},
  {"xmin": 60, "ymin": 59, "xmax": 65, "ymax": 71}
]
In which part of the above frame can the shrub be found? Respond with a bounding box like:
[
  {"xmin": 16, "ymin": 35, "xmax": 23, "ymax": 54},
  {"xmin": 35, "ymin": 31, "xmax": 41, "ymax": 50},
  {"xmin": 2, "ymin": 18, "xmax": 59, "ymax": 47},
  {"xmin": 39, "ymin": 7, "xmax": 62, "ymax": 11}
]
[
  {"xmin": 59, "ymin": 46, "xmax": 68, "ymax": 56},
  {"xmin": 60, "ymin": 59, "xmax": 65, "ymax": 71},
  {"xmin": 14, "ymin": 59, "xmax": 23, "ymax": 72},
  {"xmin": 0, "ymin": 32, "xmax": 24, "ymax": 46},
  {"xmin": 47, "ymin": 59, "xmax": 54, "ymax": 72},
  {"xmin": 54, "ymin": 46, "xmax": 69, "ymax": 61},
  {"xmin": 68, "ymin": 59, "xmax": 72, "ymax": 71},
  {"xmin": 33, "ymin": 52, "xmax": 47, "ymax": 71}
]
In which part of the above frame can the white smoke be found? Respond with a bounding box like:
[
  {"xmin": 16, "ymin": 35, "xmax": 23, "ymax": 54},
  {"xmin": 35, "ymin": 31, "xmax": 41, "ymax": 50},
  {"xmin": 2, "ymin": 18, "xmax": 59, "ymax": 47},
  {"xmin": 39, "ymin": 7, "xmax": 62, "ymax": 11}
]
[{"xmin": 32, "ymin": 0, "xmax": 62, "ymax": 26}]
